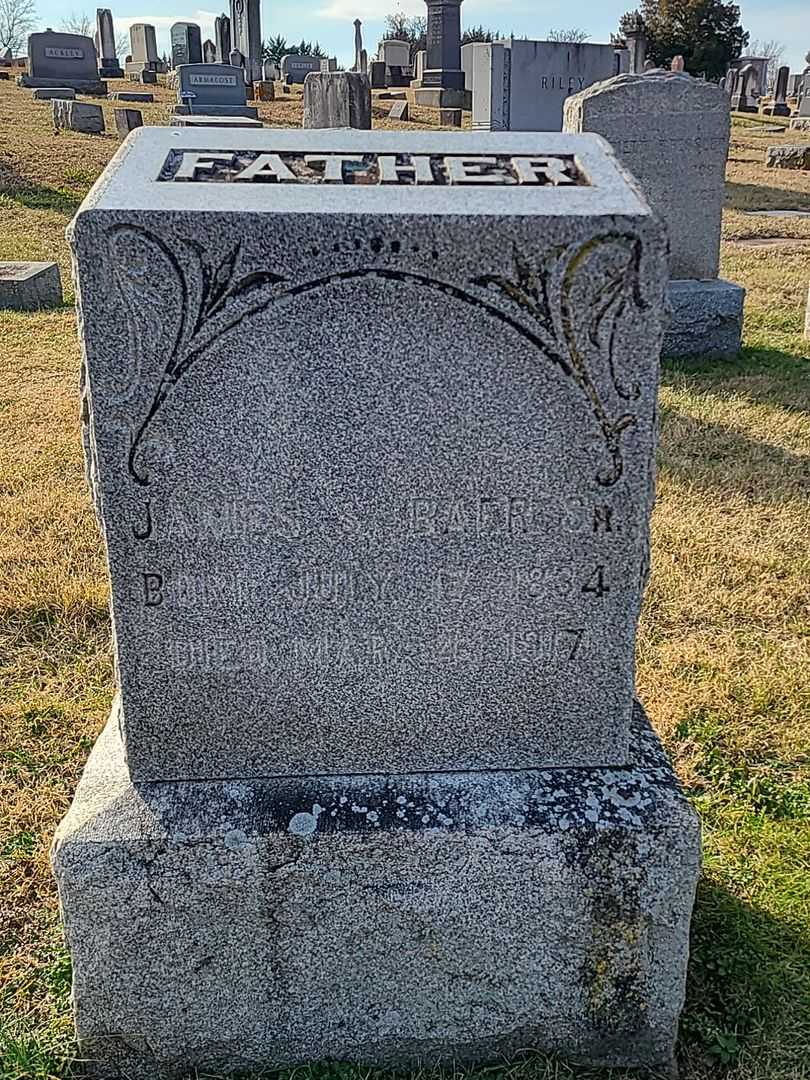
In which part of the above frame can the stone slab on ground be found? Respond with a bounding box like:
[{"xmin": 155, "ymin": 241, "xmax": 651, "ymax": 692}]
[
  {"xmin": 53, "ymin": 699, "xmax": 700, "ymax": 1079},
  {"xmin": 169, "ymin": 113, "xmax": 263, "ymax": 128},
  {"xmin": 171, "ymin": 103, "xmax": 259, "ymax": 119},
  {"xmin": 68, "ymin": 128, "xmax": 667, "ymax": 781},
  {"xmin": 389, "ymin": 99, "xmax": 409, "ymax": 121},
  {"xmin": 19, "ymin": 74, "xmax": 107, "ymax": 94},
  {"xmin": 109, "ymin": 91, "xmax": 154, "ymax": 102},
  {"xmin": 766, "ymin": 144, "xmax": 810, "ymax": 170},
  {"xmin": 53, "ymin": 99, "xmax": 105, "ymax": 133},
  {"xmin": 32, "ymin": 86, "xmax": 75, "ymax": 100},
  {"xmin": 663, "ymin": 279, "xmax": 745, "ymax": 360},
  {"xmin": 0, "ymin": 261, "xmax": 62, "ymax": 310}
]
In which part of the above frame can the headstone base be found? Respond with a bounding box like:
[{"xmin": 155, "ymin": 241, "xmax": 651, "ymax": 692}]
[
  {"xmin": 53, "ymin": 701, "xmax": 699, "ymax": 1080},
  {"xmin": 18, "ymin": 74, "xmax": 107, "ymax": 94},
  {"xmin": 0, "ymin": 261, "xmax": 62, "ymax": 310},
  {"xmin": 760, "ymin": 103, "xmax": 790, "ymax": 116},
  {"xmin": 171, "ymin": 103, "xmax": 259, "ymax": 119},
  {"xmin": 413, "ymin": 85, "xmax": 470, "ymax": 109},
  {"xmin": 663, "ymin": 279, "xmax": 745, "ymax": 360},
  {"xmin": 169, "ymin": 114, "xmax": 263, "ymax": 128},
  {"xmin": 99, "ymin": 64, "xmax": 124, "ymax": 78}
]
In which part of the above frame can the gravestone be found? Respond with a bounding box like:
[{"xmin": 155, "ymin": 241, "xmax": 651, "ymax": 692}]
[
  {"xmin": 320, "ymin": 57, "xmax": 338, "ymax": 73},
  {"xmin": 255, "ymin": 80, "xmax": 275, "ymax": 101},
  {"xmin": 175, "ymin": 63, "xmax": 258, "ymax": 118},
  {"xmin": 624, "ymin": 15, "xmax": 647, "ymax": 74},
  {"xmin": 54, "ymin": 127, "xmax": 699, "ymax": 1080},
  {"xmin": 110, "ymin": 91, "xmax": 154, "ymax": 102},
  {"xmin": 303, "ymin": 72, "xmax": 371, "ymax": 129},
  {"xmin": 379, "ymin": 38, "xmax": 411, "ymax": 89},
  {"xmin": 766, "ymin": 145, "xmax": 810, "ymax": 170},
  {"xmin": 32, "ymin": 86, "xmax": 76, "ymax": 99},
  {"xmin": 170, "ymin": 113, "xmax": 262, "ymax": 127},
  {"xmin": 126, "ymin": 23, "xmax": 159, "ymax": 79},
  {"xmin": 471, "ymin": 40, "xmax": 621, "ymax": 131},
  {"xmin": 171, "ymin": 23, "xmax": 203, "ymax": 68},
  {"xmin": 137, "ymin": 69, "xmax": 157, "ymax": 84},
  {"xmin": 52, "ymin": 98, "xmax": 105, "ymax": 133},
  {"xmin": 763, "ymin": 65, "xmax": 791, "ymax": 116},
  {"xmin": 215, "ymin": 13, "xmax": 231, "ymax": 63},
  {"xmin": 115, "ymin": 107, "xmax": 144, "ymax": 136},
  {"xmin": 96, "ymin": 9, "xmax": 123, "ymax": 78},
  {"xmin": 390, "ymin": 98, "xmax": 409, "ymax": 121},
  {"xmin": 353, "ymin": 18, "xmax": 364, "ymax": 73},
  {"xmin": 262, "ymin": 61, "xmax": 279, "ymax": 81},
  {"xmin": 203, "ymin": 39, "xmax": 216, "ymax": 64},
  {"xmin": 20, "ymin": 30, "xmax": 105, "ymax": 93},
  {"xmin": 565, "ymin": 71, "xmax": 744, "ymax": 359},
  {"xmin": 280, "ymin": 54, "xmax": 322, "ymax": 84},
  {"xmin": 731, "ymin": 64, "xmax": 757, "ymax": 112},
  {"xmin": 0, "ymin": 261, "xmax": 62, "ymax": 309},
  {"xmin": 412, "ymin": 0, "xmax": 465, "ymax": 107},
  {"xmin": 412, "ymin": 47, "xmax": 427, "ymax": 87},
  {"xmin": 230, "ymin": 0, "xmax": 262, "ymax": 83}
]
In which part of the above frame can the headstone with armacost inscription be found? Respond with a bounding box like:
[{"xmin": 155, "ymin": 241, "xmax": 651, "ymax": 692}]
[
  {"xmin": 565, "ymin": 72, "xmax": 745, "ymax": 360},
  {"xmin": 53, "ymin": 127, "xmax": 700, "ymax": 1079},
  {"xmin": 174, "ymin": 63, "xmax": 258, "ymax": 118}
]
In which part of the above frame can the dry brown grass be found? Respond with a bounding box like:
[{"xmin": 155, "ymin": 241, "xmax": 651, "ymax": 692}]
[{"xmin": 0, "ymin": 79, "xmax": 808, "ymax": 1079}]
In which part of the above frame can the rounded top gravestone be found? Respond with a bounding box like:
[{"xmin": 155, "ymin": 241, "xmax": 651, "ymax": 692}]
[{"xmin": 564, "ymin": 71, "xmax": 731, "ymax": 281}]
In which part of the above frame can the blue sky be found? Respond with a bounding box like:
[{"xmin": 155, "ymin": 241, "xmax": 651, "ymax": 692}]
[{"xmin": 37, "ymin": 1, "xmax": 808, "ymax": 73}]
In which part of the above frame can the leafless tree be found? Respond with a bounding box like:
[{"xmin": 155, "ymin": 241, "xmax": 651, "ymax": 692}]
[
  {"xmin": 60, "ymin": 11, "xmax": 93, "ymax": 37},
  {"xmin": 748, "ymin": 38, "xmax": 785, "ymax": 89},
  {"xmin": 547, "ymin": 28, "xmax": 590, "ymax": 44},
  {"xmin": 0, "ymin": 0, "xmax": 36, "ymax": 55}
]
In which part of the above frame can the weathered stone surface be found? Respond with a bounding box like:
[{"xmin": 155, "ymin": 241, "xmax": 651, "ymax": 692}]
[
  {"xmin": 68, "ymin": 128, "xmax": 667, "ymax": 781},
  {"xmin": 281, "ymin": 53, "xmax": 322, "ymax": 83},
  {"xmin": 170, "ymin": 22, "xmax": 202, "ymax": 67},
  {"xmin": 169, "ymin": 113, "xmax": 262, "ymax": 127},
  {"xmin": 766, "ymin": 144, "xmax": 810, "ymax": 170},
  {"xmin": 230, "ymin": 0, "xmax": 262, "ymax": 83},
  {"xmin": 439, "ymin": 106, "xmax": 462, "ymax": 126},
  {"xmin": 53, "ymin": 700, "xmax": 700, "ymax": 1078},
  {"xmin": 175, "ymin": 62, "xmax": 255, "ymax": 117},
  {"xmin": 255, "ymin": 79, "xmax": 275, "ymax": 101},
  {"xmin": 32, "ymin": 86, "xmax": 75, "ymax": 99},
  {"xmin": 389, "ymin": 99, "xmax": 409, "ymax": 121},
  {"xmin": 109, "ymin": 91, "xmax": 154, "ymax": 102},
  {"xmin": 790, "ymin": 117, "xmax": 810, "ymax": 131},
  {"xmin": 114, "ymin": 108, "xmax": 144, "ymax": 137},
  {"xmin": 53, "ymin": 99, "xmax": 105, "ymax": 133},
  {"xmin": 564, "ymin": 72, "xmax": 731, "ymax": 280},
  {"xmin": 0, "ymin": 261, "xmax": 62, "ymax": 310},
  {"xmin": 303, "ymin": 71, "xmax": 371, "ymax": 129},
  {"xmin": 663, "ymin": 279, "xmax": 745, "ymax": 360}
]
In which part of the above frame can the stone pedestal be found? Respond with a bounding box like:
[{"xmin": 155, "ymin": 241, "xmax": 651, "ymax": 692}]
[
  {"xmin": 663, "ymin": 280, "xmax": 745, "ymax": 360},
  {"xmin": 422, "ymin": 0, "xmax": 465, "ymax": 92},
  {"xmin": 413, "ymin": 86, "xmax": 470, "ymax": 109},
  {"xmin": 54, "ymin": 702, "xmax": 699, "ymax": 1079},
  {"xmin": 0, "ymin": 261, "xmax": 62, "ymax": 309}
]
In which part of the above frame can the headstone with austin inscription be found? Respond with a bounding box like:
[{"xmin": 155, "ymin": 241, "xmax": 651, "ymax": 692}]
[{"xmin": 53, "ymin": 127, "xmax": 700, "ymax": 1079}]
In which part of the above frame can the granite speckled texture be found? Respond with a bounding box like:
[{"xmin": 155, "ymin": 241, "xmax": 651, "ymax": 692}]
[
  {"xmin": 53, "ymin": 99, "xmax": 105, "ymax": 133},
  {"xmin": 53, "ymin": 699, "xmax": 700, "ymax": 1079},
  {"xmin": 564, "ymin": 72, "xmax": 730, "ymax": 281},
  {"xmin": 69, "ymin": 128, "xmax": 667, "ymax": 782},
  {"xmin": 663, "ymin": 279, "xmax": 745, "ymax": 360}
]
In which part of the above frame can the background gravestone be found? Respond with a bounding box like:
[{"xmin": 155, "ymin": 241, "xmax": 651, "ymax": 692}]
[
  {"xmin": 303, "ymin": 71, "xmax": 371, "ymax": 129},
  {"xmin": 0, "ymin": 261, "xmax": 62, "ymax": 309},
  {"xmin": 230, "ymin": 0, "xmax": 262, "ymax": 83},
  {"xmin": 53, "ymin": 126, "xmax": 699, "ymax": 1080},
  {"xmin": 20, "ymin": 30, "xmax": 105, "ymax": 93},
  {"xmin": 96, "ymin": 9, "xmax": 123, "ymax": 78},
  {"xmin": 52, "ymin": 98, "xmax": 105, "ymax": 133},
  {"xmin": 280, "ymin": 54, "xmax": 322, "ymax": 84},
  {"xmin": 171, "ymin": 22, "xmax": 203, "ymax": 68},
  {"xmin": 472, "ymin": 40, "xmax": 623, "ymax": 132},
  {"xmin": 174, "ymin": 63, "xmax": 258, "ymax": 118},
  {"xmin": 126, "ymin": 23, "xmax": 160, "ymax": 79},
  {"xmin": 565, "ymin": 72, "xmax": 744, "ymax": 360}
]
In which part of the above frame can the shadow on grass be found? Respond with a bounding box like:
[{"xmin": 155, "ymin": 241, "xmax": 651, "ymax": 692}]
[
  {"xmin": 724, "ymin": 182, "xmax": 810, "ymax": 213},
  {"xmin": 679, "ymin": 877, "xmax": 810, "ymax": 1074},
  {"xmin": 661, "ymin": 345, "xmax": 810, "ymax": 414},
  {"xmin": 0, "ymin": 158, "xmax": 83, "ymax": 217}
]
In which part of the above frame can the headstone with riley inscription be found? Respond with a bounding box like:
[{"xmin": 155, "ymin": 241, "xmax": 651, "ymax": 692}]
[
  {"xmin": 53, "ymin": 126, "xmax": 699, "ymax": 1080},
  {"xmin": 174, "ymin": 63, "xmax": 258, "ymax": 118},
  {"xmin": 20, "ymin": 30, "xmax": 105, "ymax": 93},
  {"xmin": 565, "ymin": 72, "xmax": 745, "ymax": 360}
]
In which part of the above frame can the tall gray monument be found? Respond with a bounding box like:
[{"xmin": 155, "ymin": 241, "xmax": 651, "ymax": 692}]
[
  {"xmin": 230, "ymin": 0, "xmax": 262, "ymax": 83},
  {"xmin": 214, "ymin": 13, "xmax": 231, "ymax": 64},
  {"xmin": 96, "ymin": 8, "xmax": 123, "ymax": 78},
  {"xmin": 53, "ymin": 126, "xmax": 699, "ymax": 1079},
  {"xmin": 413, "ymin": 0, "xmax": 467, "ymax": 108},
  {"xmin": 126, "ymin": 23, "xmax": 160, "ymax": 78},
  {"xmin": 565, "ymin": 71, "xmax": 744, "ymax": 360},
  {"xmin": 171, "ymin": 22, "xmax": 203, "ymax": 68}
]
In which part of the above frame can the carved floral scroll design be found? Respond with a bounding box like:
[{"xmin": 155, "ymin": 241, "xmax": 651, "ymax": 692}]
[{"xmin": 108, "ymin": 224, "xmax": 649, "ymax": 492}]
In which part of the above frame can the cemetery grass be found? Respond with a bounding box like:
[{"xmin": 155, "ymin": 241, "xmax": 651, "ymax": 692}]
[{"xmin": 0, "ymin": 83, "xmax": 809, "ymax": 1079}]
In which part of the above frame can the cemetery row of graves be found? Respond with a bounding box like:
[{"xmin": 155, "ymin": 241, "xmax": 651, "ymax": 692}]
[{"xmin": 0, "ymin": 3, "xmax": 809, "ymax": 1079}]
